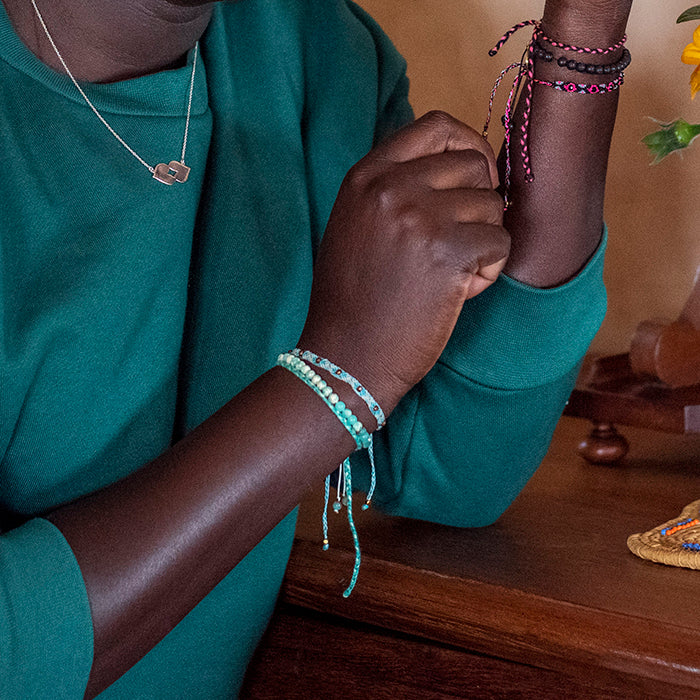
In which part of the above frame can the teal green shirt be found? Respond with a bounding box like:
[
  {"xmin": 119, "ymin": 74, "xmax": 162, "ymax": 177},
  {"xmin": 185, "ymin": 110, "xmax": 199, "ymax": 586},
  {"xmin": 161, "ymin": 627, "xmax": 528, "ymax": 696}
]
[{"xmin": 0, "ymin": 1, "xmax": 606, "ymax": 697}]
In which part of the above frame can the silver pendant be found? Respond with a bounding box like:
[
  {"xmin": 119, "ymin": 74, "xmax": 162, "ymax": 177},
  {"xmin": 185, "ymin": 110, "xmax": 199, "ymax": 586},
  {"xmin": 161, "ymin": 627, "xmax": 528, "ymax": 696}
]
[{"xmin": 153, "ymin": 161, "xmax": 191, "ymax": 185}]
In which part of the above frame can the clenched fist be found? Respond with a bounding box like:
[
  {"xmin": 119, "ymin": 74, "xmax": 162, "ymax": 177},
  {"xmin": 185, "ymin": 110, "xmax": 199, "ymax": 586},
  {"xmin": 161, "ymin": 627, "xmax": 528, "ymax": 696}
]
[{"xmin": 299, "ymin": 111, "xmax": 510, "ymax": 420}]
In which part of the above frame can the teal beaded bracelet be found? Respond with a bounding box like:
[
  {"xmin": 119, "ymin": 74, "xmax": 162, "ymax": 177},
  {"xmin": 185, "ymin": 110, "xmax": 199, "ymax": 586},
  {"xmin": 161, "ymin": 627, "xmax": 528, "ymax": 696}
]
[
  {"xmin": 276, "ymin": 353, "xmax": 372, "ymax": 450},
  {"xmin": 277, "ymin": 351, "xmax": 374, "ymax": 596}
]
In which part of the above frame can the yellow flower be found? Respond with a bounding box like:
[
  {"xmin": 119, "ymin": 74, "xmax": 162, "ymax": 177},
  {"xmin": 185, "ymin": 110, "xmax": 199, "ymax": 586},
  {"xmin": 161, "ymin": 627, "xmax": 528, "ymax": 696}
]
[{"xmin": 681, "ymin": 24, "xmax": 700, "ymax": 98}]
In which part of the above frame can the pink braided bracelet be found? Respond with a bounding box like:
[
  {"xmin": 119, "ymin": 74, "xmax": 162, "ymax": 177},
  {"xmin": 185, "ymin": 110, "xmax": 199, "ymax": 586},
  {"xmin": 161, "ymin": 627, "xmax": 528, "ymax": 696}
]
[
  {"xmin": 535, "ymin": 25, "xmax": 627, "ymax": 56},
  {"xmin": 485, "ymin": 20, "xmax": 628, "ymax": 208}
]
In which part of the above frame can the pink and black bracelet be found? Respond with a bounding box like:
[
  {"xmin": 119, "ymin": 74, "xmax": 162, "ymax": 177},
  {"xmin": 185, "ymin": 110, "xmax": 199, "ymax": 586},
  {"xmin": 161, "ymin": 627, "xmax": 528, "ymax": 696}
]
[
  {"xmin": 485, "ymin": 20, "xmax": 630, "ymax": 207},
  {"xmin": 533, "ymin": 74, "xmax": 625, "ymax": 95},
  {"xmin": 535, "ymin": 25, "xmax": 627, "ymax": 56}
]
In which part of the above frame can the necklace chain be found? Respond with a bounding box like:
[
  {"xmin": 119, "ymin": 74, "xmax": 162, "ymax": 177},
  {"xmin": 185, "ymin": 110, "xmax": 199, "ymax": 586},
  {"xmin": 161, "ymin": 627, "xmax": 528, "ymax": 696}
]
[{"xmin": 30, "ymin": 0, "xmax": 198, "ymax": 185}]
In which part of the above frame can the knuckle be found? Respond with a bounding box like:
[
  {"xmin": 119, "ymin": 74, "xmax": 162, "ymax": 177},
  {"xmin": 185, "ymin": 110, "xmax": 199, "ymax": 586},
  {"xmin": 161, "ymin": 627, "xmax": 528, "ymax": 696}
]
[
  {"xmin": 432, "ymin": 236, "xmax": 460, "ymax": 269},
  {"xmin": 465, "ymin": 150, "xmax": 492, "ymax": 185},
  {"xmin": 494, "ymin": 226, "xmax": 512, "ymax": 257},
  {"xmin": 460, "ymin": 255, "xmax": 480, "ymax": 279},
  {"xmin": 368, "ymin": 174, "xmax": 403, "ymax": 212},
  {"xmin": 485, "ymin": 189, "xmax": 504, "ymax": 207},
  {"xmin": 344, "ymin": 161, "xmax": 371, "ymax": 190},
  {"xmin": 484, "ymin": 190, "xmax": 505, "ymax": 224},
  {"xmin": 462, "ymin": 224, "xmax": 510, "ymax": 270},
  {"xmin": 421, "ymin": 109, "xmax": 454, "ymax": 126},
  {"xmin": 395, "ymin": 202, "xmax": 431, "ymax": 234}
]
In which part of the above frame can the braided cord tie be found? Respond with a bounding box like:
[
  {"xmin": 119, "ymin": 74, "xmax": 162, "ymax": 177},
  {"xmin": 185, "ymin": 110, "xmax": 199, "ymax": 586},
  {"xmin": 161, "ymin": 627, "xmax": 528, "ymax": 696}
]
[
  {"xmin": 521, "ymin": 39, "xmax": 536, "ymax": 184},
  {"xmin": 488, "ymin": 19, "xmax": 538, "ymax": 56},
  {"xmin": 483, "ymin": 61, "xmax": 521, "ymax": 139},
  {"xmin": 363, "ymin": 434, "xmax": 377, "ymax": 510},
  {"xmin": 340, "ymin": 457, "xmax": 361, "ymax": 597},
  {"xmin": 322, "ymin": 474, "xmax": 331, "ymax": 550},
  {"xmin": 320, "ymin": 452, "xmax": 370, "ymax": 597}
]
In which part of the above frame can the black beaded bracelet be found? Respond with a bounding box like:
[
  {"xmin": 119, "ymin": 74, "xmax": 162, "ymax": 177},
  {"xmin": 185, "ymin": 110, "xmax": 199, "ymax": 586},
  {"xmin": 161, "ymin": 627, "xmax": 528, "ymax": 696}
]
[{"xmin": 533, "ymin": 43, "xmax": 632, "ymax": 75}]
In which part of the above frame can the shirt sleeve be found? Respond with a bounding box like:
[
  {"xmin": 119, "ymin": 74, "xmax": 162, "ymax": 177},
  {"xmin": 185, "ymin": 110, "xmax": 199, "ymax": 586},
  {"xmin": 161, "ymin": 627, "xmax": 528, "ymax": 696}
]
[
  {"xmin": 344, "ymin": 0, "xmax": 415, "ymax": 142},
  {"xmin": 0, "ymin": 518, "xmax": 93, "ymax": 699},
  {"xmin": 353, "ymin": 233, "xmax": 608, "ymax": 527},
  {"xmin": 301, "ymin": 0, "xmax": 608, "ymax": 528},
  {"xmin": 337, "ymin": 4, "xmax": 608, "ymax": 527}
]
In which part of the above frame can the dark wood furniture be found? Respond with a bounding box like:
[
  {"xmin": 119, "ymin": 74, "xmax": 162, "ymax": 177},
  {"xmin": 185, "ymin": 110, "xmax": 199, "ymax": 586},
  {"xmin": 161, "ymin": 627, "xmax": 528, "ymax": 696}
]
[
  {"xmin": 565, "ymin": 275, "xmax": 700, "ymax": 464},
  {"xmin": 564, "ymin": 353, "xmax": 700, "ymax": 463},
  {"xmin": 242, "ymin": 417, "xmax": 700, "ymax": 699}
]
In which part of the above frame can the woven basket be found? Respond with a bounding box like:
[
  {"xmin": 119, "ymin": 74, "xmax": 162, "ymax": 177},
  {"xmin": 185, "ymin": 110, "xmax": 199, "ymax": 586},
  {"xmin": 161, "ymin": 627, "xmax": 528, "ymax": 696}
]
[{"xmin": 627, "ymin": 500, "xmax": 700, "ymax": 570}]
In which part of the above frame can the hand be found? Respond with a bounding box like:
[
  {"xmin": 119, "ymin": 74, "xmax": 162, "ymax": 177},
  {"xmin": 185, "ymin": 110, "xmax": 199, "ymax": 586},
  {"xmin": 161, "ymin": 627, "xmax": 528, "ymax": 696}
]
[{"xmin": 298, "ymin": 111, "xmax": 510, "ymax": 417}]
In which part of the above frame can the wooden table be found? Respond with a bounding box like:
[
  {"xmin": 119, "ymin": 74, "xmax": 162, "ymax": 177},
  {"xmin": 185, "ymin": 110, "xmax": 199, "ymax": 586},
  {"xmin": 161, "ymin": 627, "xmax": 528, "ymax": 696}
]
[{"xmin": 242, "ymin": 418, "xmax": 700, "ymax": 699}]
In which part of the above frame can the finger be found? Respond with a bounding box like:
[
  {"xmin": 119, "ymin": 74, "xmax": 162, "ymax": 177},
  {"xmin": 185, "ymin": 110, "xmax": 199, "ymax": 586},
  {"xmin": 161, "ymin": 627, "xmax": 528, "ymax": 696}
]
[
  {"xmin": 448, "ymin": 222, "xmax": 511, "ymax": 278},
  {"xmin": 371, "ymin": 111, "xmax": 499, "ymax": 188},
  {"xmin": 429, "ymin": 188, "xmax": 505, "ymax": 226},
  {"xmin": 465, "ymin": 257, "xmax": 508, "ymax": 299},
  {"xmin": 394, "ymin": 150, "xmax": 497, "ymax": 191}
]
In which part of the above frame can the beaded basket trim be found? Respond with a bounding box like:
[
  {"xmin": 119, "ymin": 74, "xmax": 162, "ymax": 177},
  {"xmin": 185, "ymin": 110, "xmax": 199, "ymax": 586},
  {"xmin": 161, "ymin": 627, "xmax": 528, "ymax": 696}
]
[{"xmin": 627, "ymin": 500, "xmax": 700, "ymax": 570}]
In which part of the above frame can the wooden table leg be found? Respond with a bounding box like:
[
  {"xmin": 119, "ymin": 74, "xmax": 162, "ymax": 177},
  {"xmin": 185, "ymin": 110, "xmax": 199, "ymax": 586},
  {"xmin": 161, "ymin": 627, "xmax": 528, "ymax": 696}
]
[{"xmin": 577, "ymin": 422, "xmax": 630, "ymax": 465}]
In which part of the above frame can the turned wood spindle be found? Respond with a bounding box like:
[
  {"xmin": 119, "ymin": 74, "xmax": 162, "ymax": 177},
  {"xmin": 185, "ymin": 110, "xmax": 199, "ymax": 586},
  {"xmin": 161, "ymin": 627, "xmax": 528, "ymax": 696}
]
[
  {"xmin": 630, "ymin": 269, "xmax": 700, "ymax": 388},
  {"xmin": 577, "ymin": 422, "xmax": 630, "ymax": 465}
]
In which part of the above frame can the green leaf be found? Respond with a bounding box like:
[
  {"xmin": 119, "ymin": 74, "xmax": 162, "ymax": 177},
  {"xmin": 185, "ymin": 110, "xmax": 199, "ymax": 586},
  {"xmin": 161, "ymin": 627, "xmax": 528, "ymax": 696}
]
[
  {"xmin": 643, "ymin": 118, "xmax": 700, "ymax": 163},
  {"xmin": 677, "ymin": 6, "xmax": 700, "ymax": 23}
]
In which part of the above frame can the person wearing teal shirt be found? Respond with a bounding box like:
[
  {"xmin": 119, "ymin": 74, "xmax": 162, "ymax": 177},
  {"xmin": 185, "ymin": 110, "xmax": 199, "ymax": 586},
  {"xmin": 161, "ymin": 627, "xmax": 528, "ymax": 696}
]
[{"xmin": 0, "ymin": 0, "xmax": 633, "ymax": 697}]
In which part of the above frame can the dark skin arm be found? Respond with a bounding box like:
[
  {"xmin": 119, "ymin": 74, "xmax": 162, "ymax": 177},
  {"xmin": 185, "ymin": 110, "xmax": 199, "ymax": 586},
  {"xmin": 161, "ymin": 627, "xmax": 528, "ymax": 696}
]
[
  {"xmin": 504, "ymin": 0, "xmax": 633, "ymax": 287},
  {"xmin": 51, "ymin": 115, "xmax": 509, "ymax": 698},
  {"xmin": 2, "ymin": 0, "xmax": 632, "ymax": 696}
]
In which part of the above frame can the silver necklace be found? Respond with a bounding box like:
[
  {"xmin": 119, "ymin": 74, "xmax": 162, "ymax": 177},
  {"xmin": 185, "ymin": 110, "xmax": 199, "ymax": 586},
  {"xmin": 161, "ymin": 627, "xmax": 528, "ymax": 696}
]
[{"xmin": 30, "ymin": 0, "xmax": 198, "ymax": 185}]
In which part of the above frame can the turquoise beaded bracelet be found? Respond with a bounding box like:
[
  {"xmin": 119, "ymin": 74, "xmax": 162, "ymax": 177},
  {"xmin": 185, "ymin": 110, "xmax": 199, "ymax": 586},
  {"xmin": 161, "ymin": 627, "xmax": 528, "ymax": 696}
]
[
  {"xmin": 277, "ymin": 351, "xmax": 376, "ymax": 596},
  {"xmin": 276, "ymin": 353, "xmax": 372, "ymax": 450}
]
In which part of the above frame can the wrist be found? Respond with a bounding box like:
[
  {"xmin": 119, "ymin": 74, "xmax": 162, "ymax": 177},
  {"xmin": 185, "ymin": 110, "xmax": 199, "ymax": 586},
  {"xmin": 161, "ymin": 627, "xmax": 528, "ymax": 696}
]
[
  {"xmin": 295, "ymin": 332, "xmax": 408, "ymax": 422},
  {"xmin": 542, "ymin": 1, "xmax": 632, "ymax": 47}
]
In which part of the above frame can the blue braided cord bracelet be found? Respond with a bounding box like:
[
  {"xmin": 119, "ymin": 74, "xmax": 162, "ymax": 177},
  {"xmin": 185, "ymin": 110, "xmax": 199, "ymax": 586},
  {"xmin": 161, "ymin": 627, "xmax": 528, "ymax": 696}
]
[
  {"xmin": 291, "ymin": 349, "xmax": 386, "ymax": 429},
  {"xmin": 276, "ymin": 353, "xmax": 371, "ymax": 450},
  {"xmin": 278, "ymin": 352, "xmax": 367, "ymax": 595},
  {"xmin": 290, "ymin": 350, "xmax": 381, "ymax": 509}
]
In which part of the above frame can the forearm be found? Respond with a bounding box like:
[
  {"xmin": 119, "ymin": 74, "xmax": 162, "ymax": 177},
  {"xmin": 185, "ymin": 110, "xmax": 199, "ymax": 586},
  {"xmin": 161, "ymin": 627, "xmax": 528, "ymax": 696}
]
[
  {"xmin": 503, "ymin": 0, "xmax": 633, "ymax": 288},
  {"xmin": 47, "ymin": 366, "xmax": 364, "ymax": 697}
]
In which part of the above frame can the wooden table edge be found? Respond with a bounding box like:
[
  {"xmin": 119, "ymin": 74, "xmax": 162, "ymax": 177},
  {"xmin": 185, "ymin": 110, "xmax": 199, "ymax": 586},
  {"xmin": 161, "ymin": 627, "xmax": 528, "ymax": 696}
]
[{"xmin": 282, "ymin": 538, "xmax": 700, "ymax": 693}]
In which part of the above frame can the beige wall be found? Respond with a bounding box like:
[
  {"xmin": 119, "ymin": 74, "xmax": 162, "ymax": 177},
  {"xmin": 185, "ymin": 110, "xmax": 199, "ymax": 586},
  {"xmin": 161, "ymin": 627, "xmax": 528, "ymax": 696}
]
[{"xmin": 358, "ymin": 0, "xmax": 700, "ymax": 354}]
